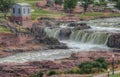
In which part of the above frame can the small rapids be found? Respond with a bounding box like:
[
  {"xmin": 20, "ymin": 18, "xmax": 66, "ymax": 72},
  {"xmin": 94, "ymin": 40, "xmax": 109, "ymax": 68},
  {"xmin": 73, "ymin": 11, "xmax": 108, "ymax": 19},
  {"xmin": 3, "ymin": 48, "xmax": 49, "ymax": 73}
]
[{"xmin": 0, "ymin": 17, "xmax": 120, "ymax": 63}]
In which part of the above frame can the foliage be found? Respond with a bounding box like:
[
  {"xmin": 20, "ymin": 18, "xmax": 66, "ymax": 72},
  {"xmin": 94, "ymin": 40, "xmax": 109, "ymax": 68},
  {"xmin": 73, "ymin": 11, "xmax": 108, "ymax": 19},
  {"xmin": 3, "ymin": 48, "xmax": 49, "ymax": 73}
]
[
  {"xmin": 67, "ymin": 67, "xmax": 80, "ymax": 74},
  {"xmin": 0, "ymin": 0, "xmax": 15, "ymax": 18},
  {"xmin": 78, "ymin": 57, "xmax": 108, "ymax": 74},
  {"xmin": 30, "ymin": 72, "xmax": 44, "ymax": 77},
  {"xmin": 79, "ymin": 61, "xmax": 93, "ymax": 74},
  {"xmin": 54, "ymin": 0, "xmax": 63, "ymax": 5},
  {"xmin": 80, "ymin": 0, "xmax": 94, "ymax": 14},
  {"xmin": 46, "ymin": 0, "xmax": 54, "ymax": 7},
  {"xmin": 64, "ymin": 0, "xmax": 78, "ymax": 13},
  {"xmin": 0, "ymin": 25, "xmax": 11, "ymax": 33},
  {"xmin": 47, "ymin": 70, "xmax": 57, "ymax": 76},
  {"xmin": 95, "ymin": 57, "xmax": 108, "ymax": 69},
  {"xmin": 98, "ymin": 0, "xmax": 107, "ymax": 6},
  {"xmin": 116, "ymin": 0, "xmax": 120, "ymax": 10}
]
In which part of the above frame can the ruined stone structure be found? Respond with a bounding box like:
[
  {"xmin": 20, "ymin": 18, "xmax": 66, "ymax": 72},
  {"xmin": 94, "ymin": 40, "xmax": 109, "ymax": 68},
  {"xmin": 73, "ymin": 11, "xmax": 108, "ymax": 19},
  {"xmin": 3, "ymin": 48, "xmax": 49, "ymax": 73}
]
[{"xmin": 11, "ymin": 3, "xmax": 32, "ymax": 27}]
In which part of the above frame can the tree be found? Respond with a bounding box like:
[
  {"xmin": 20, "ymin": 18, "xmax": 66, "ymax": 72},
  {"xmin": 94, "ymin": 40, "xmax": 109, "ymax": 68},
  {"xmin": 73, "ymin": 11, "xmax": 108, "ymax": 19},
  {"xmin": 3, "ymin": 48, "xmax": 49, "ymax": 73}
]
[
  {"xmin": 64, "ymin": 0, "xmax": 78, "ymax": 13},
  {"xmin": 116, "ymin": 0, "xmax": 120, "ymax": 10},
  {"xmin": 54, "ymin": 0, "xmax": 63, "ymax": 5},
  {"xmin": 99, "ymin": 0, "xmax": 107, "ymax": 6},
  {"xmin": 46, "ymin": 0, "xmax": 54, "ymax": 7},
  {"xmin": 80, "ymin": 0, "xmax": 94, "ymax": 14},
  {"xmin": 0, "ymin": 0, "xmax": 15, "ymax": 18}
]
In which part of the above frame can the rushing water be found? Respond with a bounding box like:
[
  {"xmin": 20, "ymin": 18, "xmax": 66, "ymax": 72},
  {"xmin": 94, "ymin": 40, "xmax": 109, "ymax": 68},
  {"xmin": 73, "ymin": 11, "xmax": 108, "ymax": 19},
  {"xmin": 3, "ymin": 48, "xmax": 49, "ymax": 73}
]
[{"xmin": 0, "ymin": 17, "xmax": 120, "ymax": 63}]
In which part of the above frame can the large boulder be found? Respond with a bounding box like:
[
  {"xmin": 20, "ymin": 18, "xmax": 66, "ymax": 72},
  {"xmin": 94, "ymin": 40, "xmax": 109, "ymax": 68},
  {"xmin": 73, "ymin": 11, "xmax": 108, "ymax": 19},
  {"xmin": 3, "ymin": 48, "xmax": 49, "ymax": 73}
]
[
  {"xmin": 67, "ymin": 22, "xmax": 76, "ymax": 27},
  {"xmin": 107, "ymin": 34, "xmax": 120, "ymax": 48},
  {"xmin": 43, "ymin": 37, "xmax": 60, "ymax": 45},
  {"xmin": 74, "ymin": 23, "xmax": 91, "ymax": 30},
  {"xmin": 59, "ymin": 28, "xmax": 71, "ymax": 39},
  {"xmin": 67, "ymin": 22, "xmax": 91, "ymax": 30}
]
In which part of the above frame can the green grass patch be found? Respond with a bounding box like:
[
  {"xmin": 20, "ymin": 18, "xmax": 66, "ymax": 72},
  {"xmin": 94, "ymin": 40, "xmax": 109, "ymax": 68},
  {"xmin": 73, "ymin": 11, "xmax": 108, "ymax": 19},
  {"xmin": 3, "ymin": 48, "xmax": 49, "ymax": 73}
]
[
  {"xmin": 109, "ymin": 13, "xmax": 120, "ymax": 17},
  {"xmin": 31, "ymin": 8, "xmax": 65, "ymax": 20},
  {"xmin": 78, "ymin": 12, "xmax": 104, "ymax": 18},
  {"xmin": 16, "ymin": 0, "xmax": 65, "ymax": 20},
  {"xmin": 78, "ymin": 12, "xmax": 120, "ymax": 19},
  {"xmin": 110, "ymin": 73, "xmax": 120, "ymax": 77},
  {"xmin": 0, "ymin": 25, "xmax": 11, "ymax": 33}
]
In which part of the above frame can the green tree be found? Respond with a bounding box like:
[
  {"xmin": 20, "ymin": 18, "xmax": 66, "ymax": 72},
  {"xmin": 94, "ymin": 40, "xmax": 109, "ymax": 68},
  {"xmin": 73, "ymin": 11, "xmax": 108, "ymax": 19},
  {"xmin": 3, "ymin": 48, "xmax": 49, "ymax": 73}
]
[
  {"xmin": 64, "ymin": 0, "xmax": 78, "ymax": 13},
  {"xmin": 54, "ymin": 0, "xmax": 63, "ymax": 5},
  {"xmin": 0, "ymin": 0, "xmax": 15, "ymax": 18},
  {"xmin": 80, "ymin": 0, "xmax": 94, "ymax": 14},
  {"xmin": 116, "ymin": 0, "xmax": 120, "ymax": 10},
  {"xmin": 99, "ymin": 0, "xmax": 107, "ymax": 6}
]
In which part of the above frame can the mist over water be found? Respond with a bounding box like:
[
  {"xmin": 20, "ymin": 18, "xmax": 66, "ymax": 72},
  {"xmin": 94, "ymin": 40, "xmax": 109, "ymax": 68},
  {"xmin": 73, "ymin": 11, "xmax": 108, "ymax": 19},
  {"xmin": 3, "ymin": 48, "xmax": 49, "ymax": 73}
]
[{"xmin": 0, "ymin": 18, "xmax": 120, "ymax": 63}]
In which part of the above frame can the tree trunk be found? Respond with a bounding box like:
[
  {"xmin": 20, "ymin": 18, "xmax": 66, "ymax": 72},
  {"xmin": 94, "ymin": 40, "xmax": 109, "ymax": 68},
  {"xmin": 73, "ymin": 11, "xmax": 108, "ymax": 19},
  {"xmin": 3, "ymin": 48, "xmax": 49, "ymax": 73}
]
[
  {"xmin": 84, "ymin": 8, "xmax": 87, "ymax": 14},
  {"xmin": 3, "ymin": 12, "xmax": 7, "ymax": 19}
]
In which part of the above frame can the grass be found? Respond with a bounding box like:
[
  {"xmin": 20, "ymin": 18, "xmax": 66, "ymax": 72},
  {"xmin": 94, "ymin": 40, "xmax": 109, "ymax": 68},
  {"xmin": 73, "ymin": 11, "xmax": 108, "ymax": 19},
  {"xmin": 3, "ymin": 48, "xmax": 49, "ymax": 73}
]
[
  {"xmin": 78, "ymin": 12, "xmax": 104, "ymax": 18},
  {"xmin": 110, "ymin": 73, "xmax": 120, "ymax": 77},
  {"xmin": 31, "ymin": 8, "xmax": 64, "ymax": 20},
  {"xmin": 0, "ymin": 0, "xmax": 120, "ymax": 20},
  {"xmin": 78, "ymin": 12, "xmax": 120, "ymax": 19},
  {"xmin": 0, "ymin": 25, "xmax": 11, "ymax": 33},
  {"xmin": 16, "ymin": 0, "xmax": 65, "ymax": 20}
]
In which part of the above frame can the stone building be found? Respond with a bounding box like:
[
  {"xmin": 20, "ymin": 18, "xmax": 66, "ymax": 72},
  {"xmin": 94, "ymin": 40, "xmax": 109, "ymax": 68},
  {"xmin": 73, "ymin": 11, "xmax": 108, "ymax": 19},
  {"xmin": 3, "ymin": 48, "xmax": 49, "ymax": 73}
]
[{"xmin": 11, "ymin": 3, "xmax": 31, "ymax": 26}]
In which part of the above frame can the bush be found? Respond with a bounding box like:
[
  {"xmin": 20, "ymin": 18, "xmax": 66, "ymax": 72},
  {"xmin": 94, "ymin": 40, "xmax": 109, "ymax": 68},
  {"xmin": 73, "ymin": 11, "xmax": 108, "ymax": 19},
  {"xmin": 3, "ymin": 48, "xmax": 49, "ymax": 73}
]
[
  {"xmin": 47, "ymin": 70, "xmax": 57, "ymax": 76},
  {"xmin": 78, "ymin": 57, "xmax": 108, "ymax": 74},
  {"xmin": 30, "ymin": 72, "xmax": 44, "ymax": 77},
  {"xmin": 95, "ymin": 57, "xmax": 108, "ymax": 70},
  {"xmin": 79, "ymin": 61, "xmax": 93, "ymax": 74},
  {"xmin": 67, "ymin": 67, "xmax": 80, "ymax": 74}
]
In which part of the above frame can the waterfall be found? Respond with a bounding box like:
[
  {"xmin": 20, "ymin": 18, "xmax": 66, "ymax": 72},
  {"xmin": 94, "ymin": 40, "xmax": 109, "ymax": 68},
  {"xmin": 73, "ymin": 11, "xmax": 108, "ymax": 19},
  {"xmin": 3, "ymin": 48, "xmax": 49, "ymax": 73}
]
[
  {"xmin": 70, "ymin": 30, "xmax": 111, "ymax": 45},
  {"xmin": 44, "ymin": 27, "xmax": 61, "ymax": 38},
  {"xmin": 44, "ymin": 26, "xmax": 111, "ymax": 45}
]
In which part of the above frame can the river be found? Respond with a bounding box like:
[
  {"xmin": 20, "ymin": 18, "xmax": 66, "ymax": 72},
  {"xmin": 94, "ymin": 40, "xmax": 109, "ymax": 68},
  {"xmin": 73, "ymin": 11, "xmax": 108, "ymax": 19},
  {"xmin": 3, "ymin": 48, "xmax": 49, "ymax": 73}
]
[{"xmin": 0, "ymin": 17, "xmax": 120, "ymax": 63}]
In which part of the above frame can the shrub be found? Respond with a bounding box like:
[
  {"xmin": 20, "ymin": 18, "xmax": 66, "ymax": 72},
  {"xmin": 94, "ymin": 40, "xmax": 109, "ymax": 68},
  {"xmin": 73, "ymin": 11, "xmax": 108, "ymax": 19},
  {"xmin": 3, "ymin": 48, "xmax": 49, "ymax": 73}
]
[
  {"xmin": 67, "ymin": 67, "xmax": 80, "ymax": 74},
  {"xmin": 78, "ymin": 57, "xmax": 108, "ymax": 74},
  {"xmin": 30, "ymin": 72, "xmax": 44, "ymax": 77},
  {"xmin": 47, "ymin": 70, "xmax": 57, "ymax": 76}
]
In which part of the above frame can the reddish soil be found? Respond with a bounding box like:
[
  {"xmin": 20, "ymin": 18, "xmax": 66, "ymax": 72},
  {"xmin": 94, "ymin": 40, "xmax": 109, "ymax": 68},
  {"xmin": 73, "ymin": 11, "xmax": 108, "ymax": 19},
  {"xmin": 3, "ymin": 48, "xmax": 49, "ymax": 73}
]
[{"xmin": 0, "ymin": 51, "xmax": 120, "ymax": 77}]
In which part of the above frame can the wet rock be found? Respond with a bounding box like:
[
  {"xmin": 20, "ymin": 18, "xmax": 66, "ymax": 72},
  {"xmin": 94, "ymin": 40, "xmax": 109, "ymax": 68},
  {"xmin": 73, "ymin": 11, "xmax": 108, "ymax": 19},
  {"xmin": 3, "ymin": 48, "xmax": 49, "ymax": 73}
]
[
  {"xmin": 74, "ymin": 23, "xmax": 91, "ymax": 30},
  {"xmin": 107, "ymin": 34, "xmax": 120, "ymax": 48},
  {"xmin": 67, "ymin": 22, "xmax": 91, "ymax": 30},
  {"xmin": 59, "ymin": 28, "xmax": 71, "ymax": 39},
  {"xmin": 47, "ymin": 43, "xmax": 68, "ymax": 49},
  {"xmin": 67, "ymin": 22, "xmax": 76, "ymax": 27},
  {"xmin": 43, "ymin": 37, "xmax": 60, "ymax": 45}
]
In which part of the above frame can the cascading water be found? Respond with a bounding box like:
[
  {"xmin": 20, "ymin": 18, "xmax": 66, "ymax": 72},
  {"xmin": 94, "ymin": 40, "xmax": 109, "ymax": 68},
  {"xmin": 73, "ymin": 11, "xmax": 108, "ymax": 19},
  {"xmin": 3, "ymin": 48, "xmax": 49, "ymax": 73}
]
[
  {"xmin": 44, "ymin": 27, "xmax": 111, "ymax": 46},
  {"xmin": 0, "ymin": 18, "xmax": 120, "ymax": 63},
  {"xmin": 70, "ymin": 30, "xmax": 111, "ymax": 45},
  {"xmin": 44, "ymin": 27, "xmax": 61, "ymax": 38}
]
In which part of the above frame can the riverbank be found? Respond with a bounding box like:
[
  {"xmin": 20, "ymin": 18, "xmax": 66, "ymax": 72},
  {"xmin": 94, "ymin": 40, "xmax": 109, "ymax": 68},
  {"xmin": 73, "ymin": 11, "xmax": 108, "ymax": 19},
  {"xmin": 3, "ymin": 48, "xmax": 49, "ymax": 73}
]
[{"xmin": 0, "ymin": 51, "xmax": 120, "ymax": 77}]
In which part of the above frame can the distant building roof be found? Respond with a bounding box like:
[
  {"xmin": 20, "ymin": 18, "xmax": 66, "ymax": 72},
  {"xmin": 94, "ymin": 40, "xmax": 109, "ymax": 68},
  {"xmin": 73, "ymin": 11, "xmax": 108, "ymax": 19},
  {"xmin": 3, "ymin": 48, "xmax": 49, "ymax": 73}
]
[{"xmin": 15, "ymin": 3, "xmax": 30, "ymax": 6}]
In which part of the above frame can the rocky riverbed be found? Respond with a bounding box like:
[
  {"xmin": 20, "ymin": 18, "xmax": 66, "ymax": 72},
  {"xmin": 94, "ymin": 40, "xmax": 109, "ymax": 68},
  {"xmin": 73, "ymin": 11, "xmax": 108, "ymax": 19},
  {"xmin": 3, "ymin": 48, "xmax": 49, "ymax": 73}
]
[
  {"xmin": 0, "ymin": 17, "xmax": 120, "ymax": 77},
  {"xmin": 0, "ymin": 51, "xmax": 120, "ymax": 77}
]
